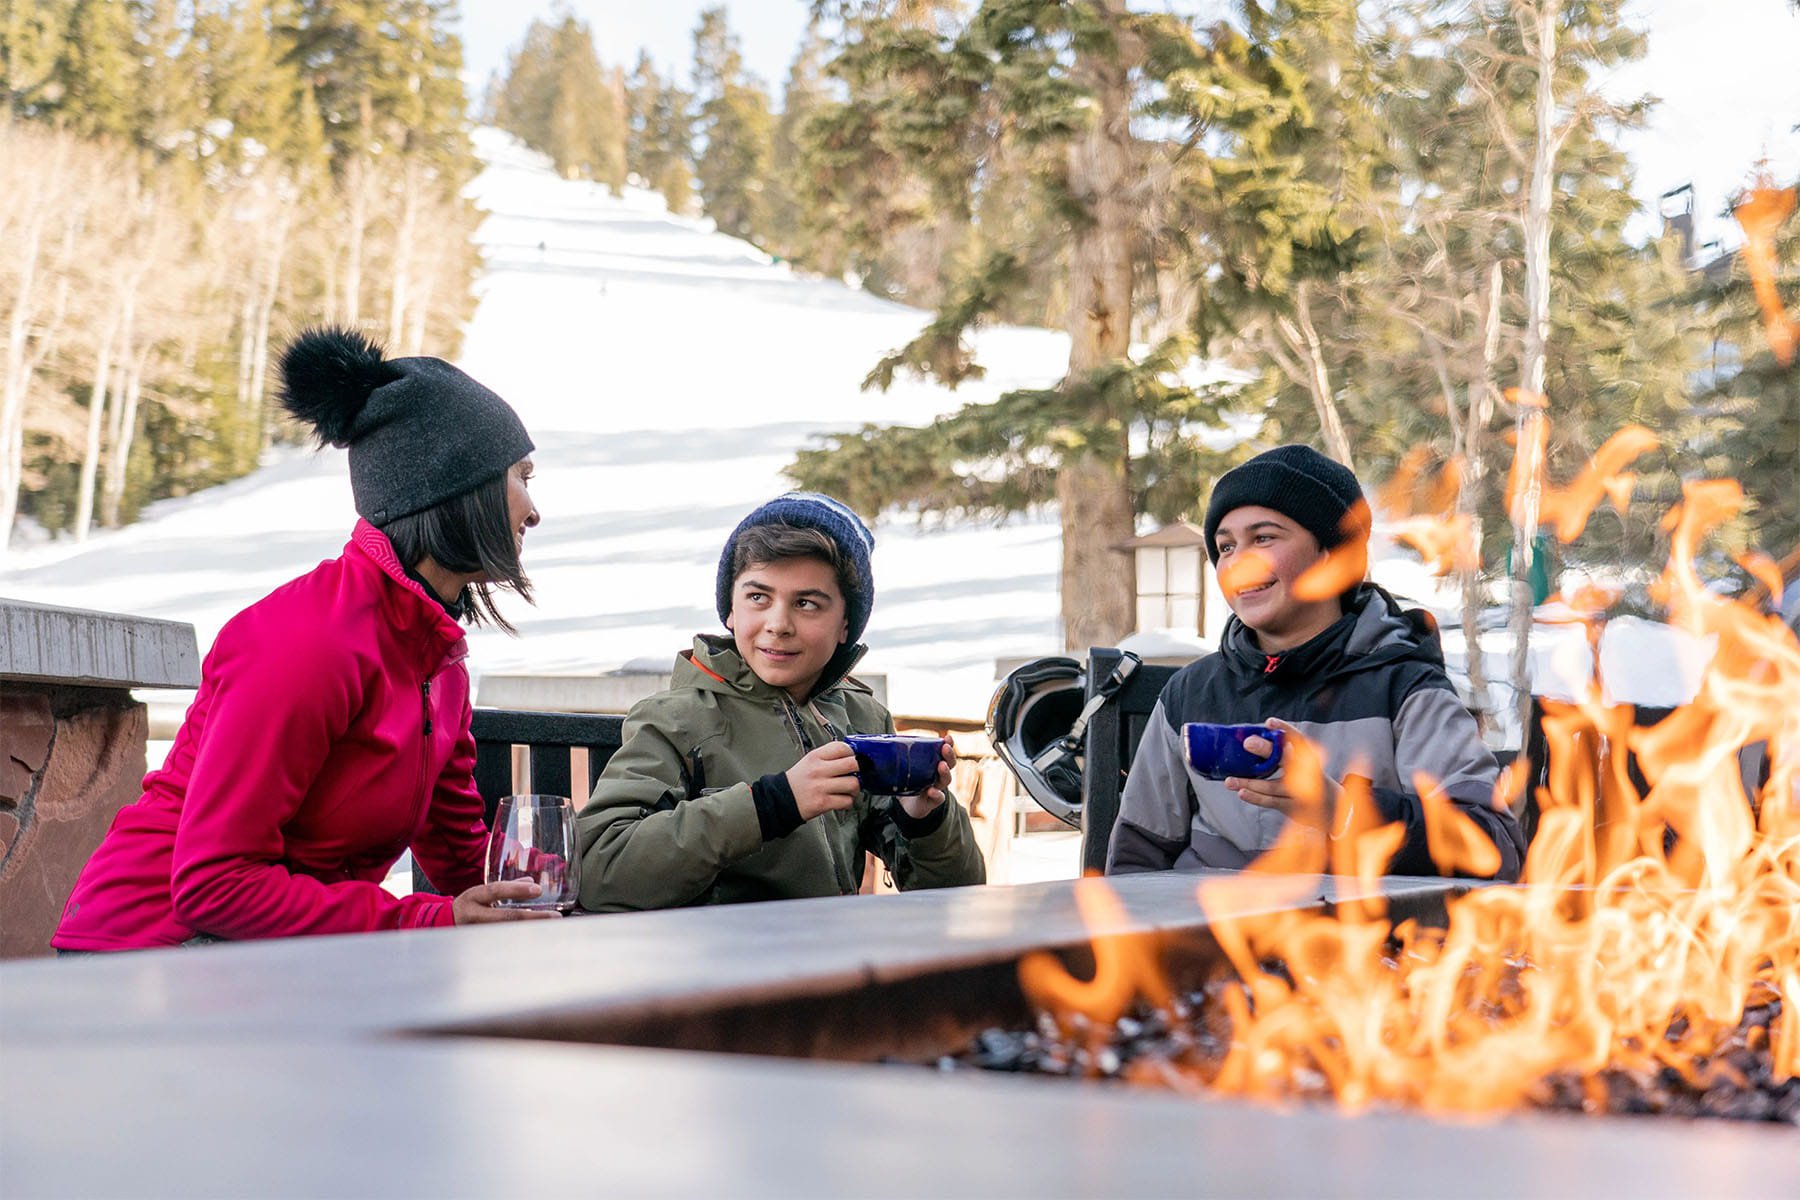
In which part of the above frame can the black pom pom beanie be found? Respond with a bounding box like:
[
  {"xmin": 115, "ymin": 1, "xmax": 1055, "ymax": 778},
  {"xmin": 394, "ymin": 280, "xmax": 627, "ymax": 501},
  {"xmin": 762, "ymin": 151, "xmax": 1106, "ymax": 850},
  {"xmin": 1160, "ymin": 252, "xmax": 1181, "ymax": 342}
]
[
  {"xmin": 1202, "ymin": 444, "xmax": 1370, "ymax": 565},
  {"xmin": 277, "ymin": 327, "xmax": 534, "ymax": 524}
]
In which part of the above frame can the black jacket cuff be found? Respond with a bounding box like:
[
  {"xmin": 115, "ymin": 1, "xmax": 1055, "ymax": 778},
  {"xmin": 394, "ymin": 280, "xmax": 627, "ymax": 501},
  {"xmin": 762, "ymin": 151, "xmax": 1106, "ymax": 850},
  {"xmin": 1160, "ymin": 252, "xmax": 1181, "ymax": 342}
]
[
  {"xmin": 752, "ymin": 772, "xmax": 804, "ymax": 841},
  {"xmin": 888, "ymin": 796, "xmax": 950, "ymax": 839}
]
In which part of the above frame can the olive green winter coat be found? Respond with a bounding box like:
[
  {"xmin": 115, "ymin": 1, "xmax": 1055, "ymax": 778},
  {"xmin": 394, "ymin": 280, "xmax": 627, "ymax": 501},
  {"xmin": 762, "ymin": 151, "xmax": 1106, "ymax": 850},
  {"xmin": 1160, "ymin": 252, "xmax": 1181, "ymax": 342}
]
[{"xmin": 576, "ymin": 635, "xmax": 985, "ymax": 911}]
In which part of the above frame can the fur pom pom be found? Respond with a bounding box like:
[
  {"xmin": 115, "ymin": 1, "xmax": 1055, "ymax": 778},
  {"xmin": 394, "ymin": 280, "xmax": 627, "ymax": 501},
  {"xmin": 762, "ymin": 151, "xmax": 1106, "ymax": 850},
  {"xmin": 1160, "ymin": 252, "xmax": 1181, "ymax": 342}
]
[{"xmin": 277, "ymin": 326, "xmax": 395, "ymax": 446}]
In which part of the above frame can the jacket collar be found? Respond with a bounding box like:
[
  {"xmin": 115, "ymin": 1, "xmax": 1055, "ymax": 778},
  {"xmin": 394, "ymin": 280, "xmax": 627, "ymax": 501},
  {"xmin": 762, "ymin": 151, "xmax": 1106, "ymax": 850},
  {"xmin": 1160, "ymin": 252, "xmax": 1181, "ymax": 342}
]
[
  {"xmin": 348, "ymin": 520, "xmax": 469, "ymax": 662},
  {"xmin": 675, "ymin": 633, "xmax": 871, "ymax": 705},
  {"xmin": 1220, "ymin": 583, "xmax": 1441, "ymax": 683}
]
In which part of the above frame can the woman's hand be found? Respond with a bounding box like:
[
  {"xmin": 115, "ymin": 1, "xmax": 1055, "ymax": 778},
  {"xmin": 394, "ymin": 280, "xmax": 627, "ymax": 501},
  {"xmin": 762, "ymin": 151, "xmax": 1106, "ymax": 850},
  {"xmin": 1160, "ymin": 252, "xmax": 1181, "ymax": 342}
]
[
  {"xmin": 788, "ymin": 741, "xmax": 862, "ymax": 821},
  {"xmin": 452, "ymin": 879, "xmax": 562, "ymax": 924},
  {"xmin": 897, "ymin": 739, "xmax": 957, "ymax": 821},
  {"xmin": 1226, "ymin": 718, "xmax": 1342, "ymax": 830}
]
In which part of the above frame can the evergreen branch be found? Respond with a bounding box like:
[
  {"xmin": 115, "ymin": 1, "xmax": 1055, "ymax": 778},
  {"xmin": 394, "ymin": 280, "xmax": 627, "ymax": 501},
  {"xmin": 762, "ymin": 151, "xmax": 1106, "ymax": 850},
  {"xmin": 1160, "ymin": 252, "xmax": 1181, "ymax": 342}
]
[{"xmin": 862, "ymin": 250, "xmax": 1026, "ymax": 392}]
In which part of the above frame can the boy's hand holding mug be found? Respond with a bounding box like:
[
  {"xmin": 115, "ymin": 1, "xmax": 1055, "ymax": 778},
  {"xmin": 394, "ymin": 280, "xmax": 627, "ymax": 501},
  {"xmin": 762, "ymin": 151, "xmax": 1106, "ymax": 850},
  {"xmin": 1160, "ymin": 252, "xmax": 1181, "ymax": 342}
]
[
  {"xmin": 897, "ymin": 739, "xmax": 957, "ymax": 820},
  {"xmin": 787, "ymin": 741, "xmax": 861, "ymax": 820},
  {"xmin": 1226, "ymin": 718, "xmax": 1343, "ymax": 829}
]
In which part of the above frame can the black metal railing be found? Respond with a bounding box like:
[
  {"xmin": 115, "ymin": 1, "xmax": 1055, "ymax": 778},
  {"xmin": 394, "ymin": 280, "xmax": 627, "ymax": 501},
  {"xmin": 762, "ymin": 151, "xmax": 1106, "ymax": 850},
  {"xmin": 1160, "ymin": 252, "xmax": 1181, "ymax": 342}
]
[{"xmin": 412, "ymin": 708, "xmax": 625, "ymax": 894}]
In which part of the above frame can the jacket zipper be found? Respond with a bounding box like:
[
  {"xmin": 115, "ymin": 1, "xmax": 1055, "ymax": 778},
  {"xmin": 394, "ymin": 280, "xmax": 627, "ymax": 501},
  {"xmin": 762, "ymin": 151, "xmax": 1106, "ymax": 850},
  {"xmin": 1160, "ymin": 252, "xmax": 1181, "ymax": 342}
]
[
  {"xmin": 411, "ymin": 675, "xmax": 435, "ymax": 840},
  {"xmin": 778, "ymin": 696, "xmax": 813, "ymax": 754},
  {"xmin": 408, "ymin": 645, "xmax": 464, "ymax": 852},
  {"xmin": 780, "ymin": 695, "xmax": 855, "ymax": 894}
]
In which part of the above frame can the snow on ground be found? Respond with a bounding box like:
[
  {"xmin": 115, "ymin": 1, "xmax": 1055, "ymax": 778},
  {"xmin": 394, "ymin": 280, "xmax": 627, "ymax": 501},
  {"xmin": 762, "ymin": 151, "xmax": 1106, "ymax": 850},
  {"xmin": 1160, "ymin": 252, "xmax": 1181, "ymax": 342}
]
[{"xmin": 2, "ymin": 129, "xmax": 1072, "ymax": 720}]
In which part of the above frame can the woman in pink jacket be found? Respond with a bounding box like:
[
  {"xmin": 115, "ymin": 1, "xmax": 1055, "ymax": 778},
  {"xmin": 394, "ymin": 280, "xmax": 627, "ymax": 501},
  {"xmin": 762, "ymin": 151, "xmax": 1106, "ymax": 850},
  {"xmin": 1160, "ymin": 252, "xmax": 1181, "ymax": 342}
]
[{"xmin": 53, "ymin": 328, "xmax": 555, "ymax": 951}]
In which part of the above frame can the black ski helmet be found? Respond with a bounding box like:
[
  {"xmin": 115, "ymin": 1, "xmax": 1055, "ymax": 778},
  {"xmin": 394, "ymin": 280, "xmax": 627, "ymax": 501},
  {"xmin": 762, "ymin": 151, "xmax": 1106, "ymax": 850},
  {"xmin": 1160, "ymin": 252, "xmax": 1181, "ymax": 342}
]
[{"xmin": 986, "ymin": 651, "xmax": 1140, "ymax": 828}]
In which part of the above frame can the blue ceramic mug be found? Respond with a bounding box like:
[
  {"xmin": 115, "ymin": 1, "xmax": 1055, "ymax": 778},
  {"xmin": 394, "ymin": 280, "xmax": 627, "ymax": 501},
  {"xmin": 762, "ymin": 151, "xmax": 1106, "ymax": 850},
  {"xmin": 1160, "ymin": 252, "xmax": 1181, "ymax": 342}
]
[
  {"xmin": 842, "ymin": 733, "xmax": 946, "ymax": 796},
  {"xmin": 1182, "ymin": 723, "xmax": 1285, "ymax": 781}
]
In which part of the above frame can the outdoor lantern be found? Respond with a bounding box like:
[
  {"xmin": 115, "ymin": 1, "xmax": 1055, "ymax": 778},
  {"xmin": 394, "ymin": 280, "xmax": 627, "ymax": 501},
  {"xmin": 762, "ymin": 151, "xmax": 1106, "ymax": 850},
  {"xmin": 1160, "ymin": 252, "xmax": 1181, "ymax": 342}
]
[{"xmin": 1122, "ymin": 522, "xmax": 1208, "ymax": 635}]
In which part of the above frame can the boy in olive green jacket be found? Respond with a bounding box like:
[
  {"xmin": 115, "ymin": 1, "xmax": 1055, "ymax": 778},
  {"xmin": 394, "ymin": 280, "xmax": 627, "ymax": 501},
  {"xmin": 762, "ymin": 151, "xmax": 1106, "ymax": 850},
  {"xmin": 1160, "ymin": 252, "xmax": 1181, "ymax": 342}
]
[{"xmin": 576, "ymin": 493, "xmax": 985, "ymax": 911}]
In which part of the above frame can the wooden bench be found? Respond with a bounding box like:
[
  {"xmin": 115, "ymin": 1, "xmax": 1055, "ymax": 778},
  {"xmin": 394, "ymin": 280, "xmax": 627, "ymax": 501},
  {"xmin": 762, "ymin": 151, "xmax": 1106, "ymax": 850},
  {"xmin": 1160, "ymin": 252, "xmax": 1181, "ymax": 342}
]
[
  {"xmin": 412, "ymin": 708, "xmax": 625, "ymax": 894},
  {"xmin": 1075, "ymin": 648, "xmax": 1542, "ymax": 872}
]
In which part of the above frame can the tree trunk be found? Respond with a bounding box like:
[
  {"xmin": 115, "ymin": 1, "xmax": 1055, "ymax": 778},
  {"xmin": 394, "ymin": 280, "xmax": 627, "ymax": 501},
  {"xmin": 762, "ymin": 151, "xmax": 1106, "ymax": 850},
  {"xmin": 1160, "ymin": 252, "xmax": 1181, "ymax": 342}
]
[
  {"xmin": 1058, "ymin": 0, "xmax": 1138, "ymax": 653},
  {"xmin": 1281, "ymin": 281, "xmax": 1356, "ymax": 470},
  {"xmin": 1507, "ymin": 0, "xmax": 1558, "ymax": 746},
  {"xmin": 249, "ymin": 197, "xmax": 293, "ymax": 446},
  {"xmin": 100, "ymin": 294, "xmax": 139, "ymax": 529},
  {"xmin": 0, "ymin": 212, "xmax": 44, "ymax": 553},
  {"xmin": 343, "ymin": 93, "xmax": 375, "ymax": 327},
  {"xmin": 1459, "ymin": 261, "xmax": 1505, "ymax": 736},
  {"xmin": 343, "ymin": 152, "xmax": 368, "ymax": 327},
  {"xmin": 405, "ymin": 238, "xmax": 442, "ymax": 356},
  {"xmin": 387, "ymin": 157, "xmax": 421, "ymax": 347},
  {"xmin": 101, "ymin": 346, "xmax": 149, "ymax": 530},
  {"xmin": 75, "ymin": 307, "xmax": 122, "ymax": 542},
  {"xmin": 236, "ymin": 293, "xmax": 256, "ymax": 407},
  {"xmin": 0, "ymin": 140, "xmax": 64, "ymax": 553}
]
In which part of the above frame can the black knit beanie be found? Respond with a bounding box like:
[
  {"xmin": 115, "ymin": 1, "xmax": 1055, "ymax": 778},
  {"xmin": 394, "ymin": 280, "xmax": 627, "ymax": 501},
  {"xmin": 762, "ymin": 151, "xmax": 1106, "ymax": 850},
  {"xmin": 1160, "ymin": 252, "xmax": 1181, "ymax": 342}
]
[
  {"xmin": 1202, "ymin": 444, "xmax": 1370, "ymax": 564},
  {"xmin": 277, "ymin": 327, "xmax": 534, "ymax": 524},
  {"xmin": 716, "ymin": 493, "xmax": 876, "ymax": 646}
]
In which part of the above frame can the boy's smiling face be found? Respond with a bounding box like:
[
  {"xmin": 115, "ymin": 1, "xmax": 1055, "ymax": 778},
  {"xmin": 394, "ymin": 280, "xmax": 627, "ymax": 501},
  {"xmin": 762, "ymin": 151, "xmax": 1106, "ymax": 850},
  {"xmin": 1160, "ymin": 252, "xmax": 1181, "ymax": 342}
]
[
  {"xmin": 1213, "ymin": 505, "xmax": 1344, "ymax": 651},
  {"xmin": 728, "ymin": 556, "xmax": 850, "ymax": 702}
]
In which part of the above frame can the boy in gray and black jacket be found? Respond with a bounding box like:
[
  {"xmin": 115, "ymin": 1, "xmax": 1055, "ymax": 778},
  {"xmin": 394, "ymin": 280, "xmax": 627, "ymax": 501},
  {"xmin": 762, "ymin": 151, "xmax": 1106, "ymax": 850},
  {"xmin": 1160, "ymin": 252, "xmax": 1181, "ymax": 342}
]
[{"xmin": 1106, "ymin": 445, "xmax": 1525, "ymax": 881}]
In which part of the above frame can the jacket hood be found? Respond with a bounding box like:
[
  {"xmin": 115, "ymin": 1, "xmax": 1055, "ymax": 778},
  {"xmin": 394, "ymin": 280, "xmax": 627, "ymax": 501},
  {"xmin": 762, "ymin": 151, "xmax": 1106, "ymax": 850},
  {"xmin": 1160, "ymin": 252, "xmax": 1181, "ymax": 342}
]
[
  {"xmin": 673, "ymin": 633, "xmax": 872, "ymax": 705},
  {"xmin": 1219, "ymin": 583, "xmax": 1444, "ymax": 684}
]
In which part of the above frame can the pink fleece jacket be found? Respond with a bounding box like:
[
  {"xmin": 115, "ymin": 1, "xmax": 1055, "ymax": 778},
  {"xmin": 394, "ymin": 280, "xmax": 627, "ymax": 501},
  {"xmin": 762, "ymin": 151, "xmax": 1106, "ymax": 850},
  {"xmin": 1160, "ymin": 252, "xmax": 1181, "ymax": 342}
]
[{"xmin": 53, "ymin": 522, "xmax": 488, "ymax": 950}]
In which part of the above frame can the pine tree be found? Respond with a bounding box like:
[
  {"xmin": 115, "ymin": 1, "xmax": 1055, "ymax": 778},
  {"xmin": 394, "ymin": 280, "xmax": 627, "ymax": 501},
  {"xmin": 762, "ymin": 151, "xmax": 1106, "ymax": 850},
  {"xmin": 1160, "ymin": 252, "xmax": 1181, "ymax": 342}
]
[
  {"xmin": 2, "ymin": 0, "xmax": 73, "ymax": 117},
  {"xmin": 1688, "ymin": 177, "xmax": 1800, "ymax": 573},
  {"xmin": 797, "ymin": 0, "xmax": 988, "ymax": 307},
  {"xmin": 764, "ymin": 20, "xmax": 831, "ymax": 264},
  {"xmin": 792, "ymin": 1, "xmax": 1256, "ymax": 650},
  {"xmin": 492, "ymin": 14, "xmax": 627, "ymax": 192},
  {"xmin": 691, "ymin": 7, "xmax": 774, "ymax": 245},
  {"xmin": 625, "ymin": 52, "xmax": 694, "ymax": 214},
  {"xmin": 1174, "ymin": 0, "xmax": 1395, "ymax": 471},
  {"xmin": 52, "ymin": 0, "xmax": 142, "ymax": 139},
  {"xmin": 491, "ymin": 17, "xmax": 558, "ymax": 149}
]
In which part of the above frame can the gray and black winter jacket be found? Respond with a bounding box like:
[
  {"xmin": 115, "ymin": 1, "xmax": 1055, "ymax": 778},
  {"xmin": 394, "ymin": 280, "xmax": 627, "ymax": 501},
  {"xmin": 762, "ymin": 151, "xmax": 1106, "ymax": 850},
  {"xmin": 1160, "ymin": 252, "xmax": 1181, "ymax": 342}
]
[{"xmin": 1105, "ymin": 584, "xmax": 1525, "ymax": 880}]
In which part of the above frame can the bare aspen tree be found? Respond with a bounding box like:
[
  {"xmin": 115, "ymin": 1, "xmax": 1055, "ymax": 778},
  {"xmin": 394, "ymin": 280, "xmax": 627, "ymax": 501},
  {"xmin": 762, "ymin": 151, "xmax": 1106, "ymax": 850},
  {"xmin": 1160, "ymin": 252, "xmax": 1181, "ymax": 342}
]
[{"xmin": 1, "ymin": 126, "xmax": 86, "ymax": 552}]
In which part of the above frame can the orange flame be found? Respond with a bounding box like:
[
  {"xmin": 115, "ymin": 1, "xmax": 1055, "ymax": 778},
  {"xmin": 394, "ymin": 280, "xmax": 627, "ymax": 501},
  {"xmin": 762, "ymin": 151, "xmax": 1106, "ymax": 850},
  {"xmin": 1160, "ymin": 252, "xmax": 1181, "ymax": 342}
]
[
  {"xmin": 1022, "ymin": 421, "xmax": 1800, "ymax": 1113},
  {"xmin": 1290, "ymin": 503, "xmax": 1373, "ymax": 601},
  {"xmin": 1391, "ymin": 513, "xmax": 1478, "ymax": 575},
  {"xmin": 1018, "ymin": 876, "xmax": 1173, "ymax": 1031},
  {"xmin": 1505, "ymin": 420, "xmax": 1660, "ymax": 545},
  {"xmin": 1733, "ymin": 182, "xmax": 1799, "ymax": 366},
  {"xmin": 1377, "ymin": 451, "xmax": 1478, "ymax": 577}
]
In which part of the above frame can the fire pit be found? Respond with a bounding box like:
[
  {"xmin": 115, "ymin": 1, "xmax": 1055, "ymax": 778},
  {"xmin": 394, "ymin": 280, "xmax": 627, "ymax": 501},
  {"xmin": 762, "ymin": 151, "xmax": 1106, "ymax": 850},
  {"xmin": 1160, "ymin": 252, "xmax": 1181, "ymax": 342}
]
[
  {"xmin": 937, "ymin": 952, "xmax": 1798, "ymax": 1124},
  {"xmin": 6, "ymin": 872, "xmax": 1798, "ymax": 1197}
]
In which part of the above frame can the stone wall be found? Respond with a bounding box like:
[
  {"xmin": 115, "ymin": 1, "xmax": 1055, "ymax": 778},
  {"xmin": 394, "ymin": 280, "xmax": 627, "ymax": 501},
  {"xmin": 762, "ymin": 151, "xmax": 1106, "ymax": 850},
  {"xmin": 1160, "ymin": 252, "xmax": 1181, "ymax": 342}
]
[
  {"xmin": 1, "ymin": 598, "xmax": 196, "ymax": 958},
  {"xmin": 0, "ymin": 687, "xmax": 148, "ymax": 957}
]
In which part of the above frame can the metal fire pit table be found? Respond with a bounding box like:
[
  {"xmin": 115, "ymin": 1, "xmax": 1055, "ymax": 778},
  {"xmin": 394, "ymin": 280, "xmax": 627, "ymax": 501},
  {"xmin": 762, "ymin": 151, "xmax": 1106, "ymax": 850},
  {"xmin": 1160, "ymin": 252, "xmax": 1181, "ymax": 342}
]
[{"xmin": 3, "ymin": 873, "xmax": 1793, "ymax": 1197}]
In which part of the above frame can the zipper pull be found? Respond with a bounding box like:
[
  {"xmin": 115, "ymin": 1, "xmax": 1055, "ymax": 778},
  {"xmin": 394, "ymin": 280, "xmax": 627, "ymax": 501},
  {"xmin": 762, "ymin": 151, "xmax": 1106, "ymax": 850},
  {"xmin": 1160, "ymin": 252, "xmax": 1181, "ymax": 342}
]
[{"xmin": 421, "ymin": 679, "xmax": 433, "ymax": 736}]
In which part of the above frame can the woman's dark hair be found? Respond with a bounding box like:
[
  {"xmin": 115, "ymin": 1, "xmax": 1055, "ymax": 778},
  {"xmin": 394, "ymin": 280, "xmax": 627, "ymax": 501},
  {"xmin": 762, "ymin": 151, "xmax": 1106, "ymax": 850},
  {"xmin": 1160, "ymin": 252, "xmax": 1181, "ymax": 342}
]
[
  {"xmin": 730, "ymin": 524, "xmax": 859, "ymax": 607},
  {"xmin": 380, "ymin": 469, "xmax": 532, "ymax": 632}
]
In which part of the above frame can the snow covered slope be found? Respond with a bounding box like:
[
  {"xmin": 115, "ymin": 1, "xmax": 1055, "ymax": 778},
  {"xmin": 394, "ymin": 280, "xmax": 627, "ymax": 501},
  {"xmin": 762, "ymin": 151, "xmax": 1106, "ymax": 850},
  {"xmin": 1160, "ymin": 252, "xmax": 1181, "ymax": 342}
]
[{"xmin": 2, "ymin": 129, "xmax": 1073, "ymax": 719}]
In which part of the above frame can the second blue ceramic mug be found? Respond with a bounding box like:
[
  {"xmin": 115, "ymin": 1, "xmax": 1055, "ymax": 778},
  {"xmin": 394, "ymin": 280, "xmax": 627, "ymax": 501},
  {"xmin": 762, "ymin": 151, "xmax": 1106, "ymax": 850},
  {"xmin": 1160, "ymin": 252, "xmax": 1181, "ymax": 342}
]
[
  {"xmin": 1182, "ymin": 723, "xmax": 1285, "ymax": 781},
  {"xmin": 842, "ymin": 733, "xmax": 947, "ymax": 796}
]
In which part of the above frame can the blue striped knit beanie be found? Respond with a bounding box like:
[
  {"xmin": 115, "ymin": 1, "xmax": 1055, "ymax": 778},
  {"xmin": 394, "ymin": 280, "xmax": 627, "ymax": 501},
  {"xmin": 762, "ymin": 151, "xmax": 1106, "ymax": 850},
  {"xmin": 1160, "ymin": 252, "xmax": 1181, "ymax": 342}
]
[{"xmin": 716, "ymin": 493, "xmax": 875, "ymax": 645}]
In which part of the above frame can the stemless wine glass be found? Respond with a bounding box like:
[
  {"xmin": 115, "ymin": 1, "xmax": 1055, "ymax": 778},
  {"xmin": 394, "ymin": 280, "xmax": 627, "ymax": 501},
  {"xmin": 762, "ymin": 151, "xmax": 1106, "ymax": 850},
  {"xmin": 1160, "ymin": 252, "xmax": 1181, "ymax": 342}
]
[{"xmin": 485, "ymin": 794, "xmax": 581, "ymax": 912}]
